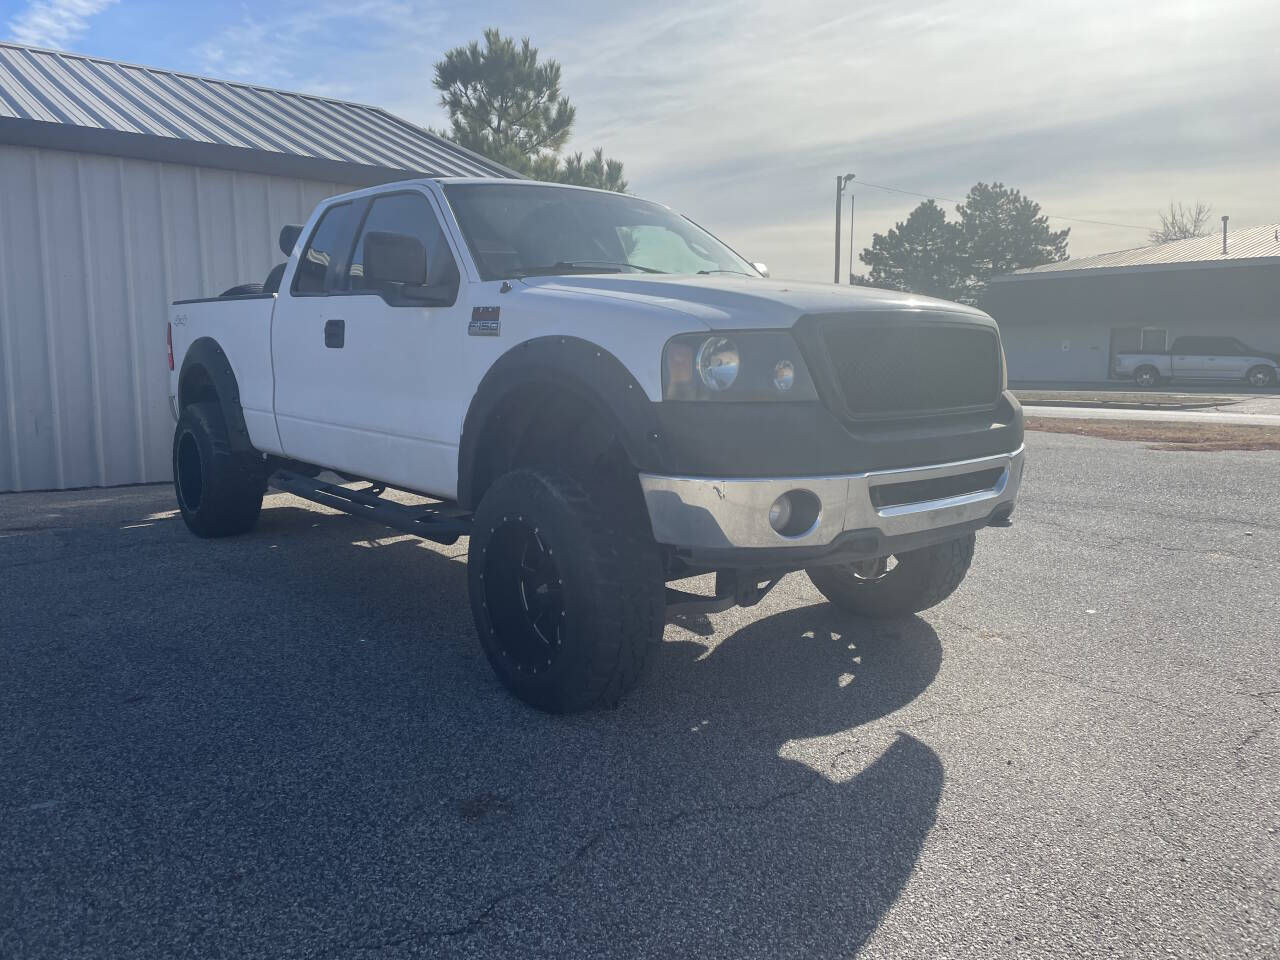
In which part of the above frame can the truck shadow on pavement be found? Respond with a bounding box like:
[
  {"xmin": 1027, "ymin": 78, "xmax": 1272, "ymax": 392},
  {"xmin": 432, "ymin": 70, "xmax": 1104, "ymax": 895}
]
[{"xmin": 2, "ymin": 491, "xmax": 945, "ymax": 960}]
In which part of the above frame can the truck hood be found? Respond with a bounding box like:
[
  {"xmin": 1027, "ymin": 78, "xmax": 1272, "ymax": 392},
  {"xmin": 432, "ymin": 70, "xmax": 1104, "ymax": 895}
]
[{"xmin": 518, "ymin": 274, "xmax": 993, "ymax": 329}]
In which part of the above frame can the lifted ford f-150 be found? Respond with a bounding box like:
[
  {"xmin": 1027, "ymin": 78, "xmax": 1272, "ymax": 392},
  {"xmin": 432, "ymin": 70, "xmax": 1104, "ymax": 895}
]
[{"xmin": 168, "ymin": 178, "xmax": 1024, "ymax": 712}]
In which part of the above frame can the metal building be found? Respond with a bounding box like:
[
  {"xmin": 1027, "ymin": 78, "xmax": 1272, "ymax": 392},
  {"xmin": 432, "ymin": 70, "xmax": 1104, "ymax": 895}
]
[
  {"xmin": 986, "ymin": 225, "xmax": 1280, "ymax": 384},
  {"xmin": 0, "ymin": 41, "xmax": 512, "ymax": 492}
]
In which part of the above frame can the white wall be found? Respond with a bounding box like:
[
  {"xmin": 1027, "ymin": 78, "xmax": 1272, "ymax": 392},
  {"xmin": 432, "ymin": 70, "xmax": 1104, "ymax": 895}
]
[
  {"xmin": 1001, "ymin": 314, "xmax": 1280, "ymax": 385},
  {"xmin": 1000, "ymin": 319, "xmax": 1115, "ymax": 383},
  {"xmin": 0, "ymin": 144, "xmax": 352, "ymax": 492}
]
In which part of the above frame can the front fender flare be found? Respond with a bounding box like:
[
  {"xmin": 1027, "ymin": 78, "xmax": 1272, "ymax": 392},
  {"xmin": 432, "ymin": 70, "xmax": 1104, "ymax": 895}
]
[{"xmin": 457, "ymin": 336, "xmax": 666, "ymax": 509}]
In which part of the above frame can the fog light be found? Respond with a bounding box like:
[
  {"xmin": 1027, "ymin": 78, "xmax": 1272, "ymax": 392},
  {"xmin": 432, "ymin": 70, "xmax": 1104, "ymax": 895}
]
[
  {"xmin": 768, "ymin": 489, "xmax": 821, "ymax": 538},
  {"xmin": 768, "ymin": 494, "xmax": 793, "ymax": 532}
]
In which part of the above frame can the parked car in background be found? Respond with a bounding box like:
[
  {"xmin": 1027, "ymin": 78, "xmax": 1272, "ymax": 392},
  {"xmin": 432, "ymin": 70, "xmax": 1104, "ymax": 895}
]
[{"xmin": 1114, "ymin": 336, "xmax": 1280, "ymax": 387}]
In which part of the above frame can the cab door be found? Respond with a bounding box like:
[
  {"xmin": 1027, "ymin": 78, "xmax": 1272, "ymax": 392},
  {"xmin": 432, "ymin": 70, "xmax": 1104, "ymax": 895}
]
[
  {"xmin": 271, "ymin": 199, "xmax": 363, "ymax": 466},
  {"xmin": 1214, "ymin": 339, "xmax": 1251, "ymax": 379},
  {"xmin": 1197, "ymin": 337, "xmax": 1240, "ymax": 380},
  {"xmin": 1170, "ymin": 337, "xmax": 1211, "ymax": 378},
  {"xmin": 272, "ymin": 188, "xmax": 470, "ymax": 497}
]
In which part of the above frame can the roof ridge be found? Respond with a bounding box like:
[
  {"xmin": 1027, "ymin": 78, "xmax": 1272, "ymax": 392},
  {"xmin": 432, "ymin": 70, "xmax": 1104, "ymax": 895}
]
[{"xmin": 1064, "ymin": 242, "xmax": 1151, "ymax": 260}]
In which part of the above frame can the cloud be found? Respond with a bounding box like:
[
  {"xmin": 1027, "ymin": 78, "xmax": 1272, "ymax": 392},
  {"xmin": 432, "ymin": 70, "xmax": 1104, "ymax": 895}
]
[
  {"xmin": 192, "ymin": 1, "xmax": 447, "ymax": 104},
  {"xmin": 6, "ymin": 0, "xmax": 119, "ymax": 49},
  {"xmin": 165, "ymin": 0, "xmax": 1279, "ymax": 280},
  {"xmin": 526, "ymin": 0, "xmax": 1280, "ymax": 279}
]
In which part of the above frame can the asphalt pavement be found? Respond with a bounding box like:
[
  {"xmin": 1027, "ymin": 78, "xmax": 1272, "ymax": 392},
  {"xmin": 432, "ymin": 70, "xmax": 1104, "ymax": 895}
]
[{"xmin": 2, "ymin": 432, "xmax": 1277, "ymax": 959}]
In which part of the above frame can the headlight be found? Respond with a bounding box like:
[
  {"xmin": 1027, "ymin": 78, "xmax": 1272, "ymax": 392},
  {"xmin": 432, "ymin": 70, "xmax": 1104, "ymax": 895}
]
[
  {"xmin": 773, "ymin": 360, "xmax": 795, "ymax": 392},
  {"xmin": 663, "ymin": 331, "xmax": 817, "ymax": 401},
  {"xmin": 696, "ymin": 337, "xmax": 739, "ymax": 391}
]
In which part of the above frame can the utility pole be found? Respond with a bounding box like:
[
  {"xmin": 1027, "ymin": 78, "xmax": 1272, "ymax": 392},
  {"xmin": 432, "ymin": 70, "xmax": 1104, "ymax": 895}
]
[
  {"xmin": 834, "ymin": 176, "xmax": 843, "ymax": 283},
  {"xmin": 833, "ymin": 173, "xmax": 855, "ymax": 283},
  {"xmin": 847, "ymin": 190, "xmax": 856, "ymax": 284}
]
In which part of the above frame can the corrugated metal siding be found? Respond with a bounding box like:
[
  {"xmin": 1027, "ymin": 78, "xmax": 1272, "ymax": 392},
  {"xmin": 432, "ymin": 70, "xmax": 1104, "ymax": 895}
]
[
  {"xmin": 1009, "ymin": 224, "xmax": 1280, "ymax": 276},
  {"xmin": 0, "ymin": 41, "xmax": 512, "ymax": 179},
  {"xmin": 0, "ymin": 142, "xmax": 351, "ymax": 492}
]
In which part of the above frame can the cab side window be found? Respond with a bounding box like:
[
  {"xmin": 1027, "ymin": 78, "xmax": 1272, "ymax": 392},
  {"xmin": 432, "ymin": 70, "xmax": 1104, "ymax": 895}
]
[
  {"xmin": 1171, "ymin": 337, "xmax": 1205, "ymax": 355},
  {"xmin": 1197, "ymin": 338, "xmax": 1234, "ymax": 355},
  {"xmin": 292, "ymin": 202, "xmax": 355, "ymax": 295},
  {"xmin": 346, "ymin": 192, "xmax": 459, "ymax": 304}
]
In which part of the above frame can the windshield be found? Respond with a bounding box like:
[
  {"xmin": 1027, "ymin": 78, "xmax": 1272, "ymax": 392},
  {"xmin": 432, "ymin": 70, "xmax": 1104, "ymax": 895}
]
[{"xmin": 441, "ymin": 183, "xmax": 758, "ymax": 281}]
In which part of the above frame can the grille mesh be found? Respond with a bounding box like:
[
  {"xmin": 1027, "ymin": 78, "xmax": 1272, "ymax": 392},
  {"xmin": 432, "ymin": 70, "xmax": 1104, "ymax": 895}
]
[{"xmin": 821, "ymin": 323, "xmax": 1001, "ymax": 416}]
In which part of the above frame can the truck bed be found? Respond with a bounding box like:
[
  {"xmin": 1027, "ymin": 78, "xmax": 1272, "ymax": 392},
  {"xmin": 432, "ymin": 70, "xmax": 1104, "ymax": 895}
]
[{"xmin": 169, "ymin": 295, "xmax": 281, "ymax": 455}]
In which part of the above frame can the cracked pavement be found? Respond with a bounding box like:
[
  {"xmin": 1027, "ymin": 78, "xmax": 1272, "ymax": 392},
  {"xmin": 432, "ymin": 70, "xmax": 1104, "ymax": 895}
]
[{"xmin": 2, "ymin": 432, "xmax": 1277, "ymax": 958}]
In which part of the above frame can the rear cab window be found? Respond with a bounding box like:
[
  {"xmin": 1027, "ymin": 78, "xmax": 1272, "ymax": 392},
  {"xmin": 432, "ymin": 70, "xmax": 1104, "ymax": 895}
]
[{"xmin": 292, "ymin": 202, "xmax": 357, "ymax": 295}]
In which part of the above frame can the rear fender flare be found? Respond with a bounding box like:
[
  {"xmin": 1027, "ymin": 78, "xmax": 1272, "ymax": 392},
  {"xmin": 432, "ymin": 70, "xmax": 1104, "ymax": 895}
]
[{"xmin": 177, "ymin": 337, "xmax": 254, "ymax": 454}]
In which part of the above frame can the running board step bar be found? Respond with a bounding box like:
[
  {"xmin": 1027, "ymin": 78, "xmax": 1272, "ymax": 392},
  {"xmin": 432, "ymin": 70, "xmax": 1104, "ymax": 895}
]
[{"xmin": 268, "ymin": 470, "xmax": 471, "ymax": 545}]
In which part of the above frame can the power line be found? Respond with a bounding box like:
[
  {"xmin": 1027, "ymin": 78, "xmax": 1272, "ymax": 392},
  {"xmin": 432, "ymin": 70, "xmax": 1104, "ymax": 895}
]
[{"xmin": 852, "ymin": 179, "xmax": 1151, "ymax": 232}]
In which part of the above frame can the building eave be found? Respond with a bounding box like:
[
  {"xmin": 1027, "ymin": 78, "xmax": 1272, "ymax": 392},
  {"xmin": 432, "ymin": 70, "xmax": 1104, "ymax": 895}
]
[
  {"xmin": 0, "ymin": 115, "xmax": 438, "ymax": 186},
  {"xmin": 990, "ymin": 257, "xmax": 1280, "ymax": 283}
]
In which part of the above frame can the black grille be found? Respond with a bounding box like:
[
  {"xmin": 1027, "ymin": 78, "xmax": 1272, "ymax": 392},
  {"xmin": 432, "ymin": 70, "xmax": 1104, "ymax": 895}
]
[
  {"xmin": 820, "ymin": 322, "xmax": 1001, "ymax": 416},
  {"xmin": 870, "ymin": 466, "xmax": 1005, "ymax": 509}
]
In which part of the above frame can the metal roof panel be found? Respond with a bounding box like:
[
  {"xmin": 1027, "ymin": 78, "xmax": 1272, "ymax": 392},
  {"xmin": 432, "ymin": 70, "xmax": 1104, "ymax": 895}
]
[
  {"xmin": 1003, "ymin": 224, "xmax": 1280, "ymax": 279},
  {"xmin": 0, "ymin": 40, "xmax": 515, "ymax": 179}
]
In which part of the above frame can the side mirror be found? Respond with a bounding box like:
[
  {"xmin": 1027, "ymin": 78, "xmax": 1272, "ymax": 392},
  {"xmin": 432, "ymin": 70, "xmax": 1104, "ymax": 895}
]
[
  {"xmin": 363, "ymin": 231, "xmax": 428, "ymax": 286},
  {"xmin": 363, "ymin": 230, "xmax": 458, "ymax": 307},
  {"xmin": 752, "ymin": 262, "xmax": 770, "ymax": 278},
  {"xmin": 279, "ymin": 224, "xmax": 303, "ymax": 256}
]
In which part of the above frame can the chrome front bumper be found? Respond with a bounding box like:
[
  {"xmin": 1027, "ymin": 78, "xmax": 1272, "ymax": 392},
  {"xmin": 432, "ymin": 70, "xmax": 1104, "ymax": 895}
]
[{"xmin": 639, "ymin": 445, "xmax": 1025, "ymax": 551}]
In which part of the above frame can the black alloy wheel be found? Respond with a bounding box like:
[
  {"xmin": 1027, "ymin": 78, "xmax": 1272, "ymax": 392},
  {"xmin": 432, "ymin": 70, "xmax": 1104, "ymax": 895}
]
[
  {"xmin": 466, "ymin": 468, "xmax": 666, "ymax": 712},
  {"xmin": 483, "ymin": 519, "xmax": 566, "ymax": 676}
]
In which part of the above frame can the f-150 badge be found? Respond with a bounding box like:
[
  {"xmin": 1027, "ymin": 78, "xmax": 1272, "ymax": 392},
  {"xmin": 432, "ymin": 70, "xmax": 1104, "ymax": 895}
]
[{"xmin": 469, "ymin": 306, "xmax": 501, "ymax": 336}]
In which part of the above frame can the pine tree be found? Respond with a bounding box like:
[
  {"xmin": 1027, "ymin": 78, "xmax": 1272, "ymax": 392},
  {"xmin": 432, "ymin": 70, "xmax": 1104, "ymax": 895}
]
[{"xmin": 433, "ymin": 30, "xmax": 627, "ymax": 191}]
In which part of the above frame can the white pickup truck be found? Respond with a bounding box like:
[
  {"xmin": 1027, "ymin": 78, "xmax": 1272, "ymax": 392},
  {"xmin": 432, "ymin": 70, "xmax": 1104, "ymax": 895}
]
[
  {"xmin": 168, "ymin": 178, "xmax": 1024, "ymax": 712},
  {"xmin": 1114, "ymin": 336, "xmax": 1280, "ymax": 388}
]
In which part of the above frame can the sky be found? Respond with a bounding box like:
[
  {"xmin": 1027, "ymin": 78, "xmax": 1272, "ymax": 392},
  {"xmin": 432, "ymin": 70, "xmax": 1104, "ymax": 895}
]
[{"xmin": 3, "ymin": 0, "xmax": 1278, "ymax": 282}]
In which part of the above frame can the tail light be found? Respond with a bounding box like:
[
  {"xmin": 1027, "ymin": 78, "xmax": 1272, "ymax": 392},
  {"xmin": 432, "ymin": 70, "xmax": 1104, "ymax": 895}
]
[{"xmin": 167, "ymin": 322, "xmax": 174, "ymax": 371}]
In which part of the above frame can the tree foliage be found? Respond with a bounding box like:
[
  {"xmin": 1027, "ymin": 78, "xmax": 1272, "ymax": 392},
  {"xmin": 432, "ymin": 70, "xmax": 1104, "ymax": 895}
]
[
  {"xmin": 555, "ymin": 148, "xmax": 628, "ymax": 192},
  {"xmin": 1149, "ymin": 201, "xmax": 1213, "ymax": 244},
  {"xmin": 955, "ymin": 183, "xmax": 1069, "ymax": 298},
  {"xmin": 857, "ymin": 182, "xmax": 1069, "ymax": 303},
  {"xmin": 432, "ymin": 29, "xmax": 627, "ymax": 191},
  {"xmin": 859, "ymin": 200, "xmax": 967, "ymax": 300}
]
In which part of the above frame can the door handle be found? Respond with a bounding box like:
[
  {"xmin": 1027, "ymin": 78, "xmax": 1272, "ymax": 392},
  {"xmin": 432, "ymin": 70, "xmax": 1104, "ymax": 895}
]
[{"xmin": 324, "ymin": 318, "xmax": 345, "ymax": 348}]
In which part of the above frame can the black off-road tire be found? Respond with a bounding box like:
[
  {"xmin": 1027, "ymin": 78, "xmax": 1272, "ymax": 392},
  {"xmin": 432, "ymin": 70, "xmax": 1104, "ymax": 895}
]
[
  {"xmin": 806, "ymin": 532, "xmax": 976, "ymax": 619},
  {"xmin": 467, "ymin": 469, "xmax": 665, "ymax": 713},
  {"xmin": 173, "ymin": 402, "xmax": 266, "ymax": 538}
]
